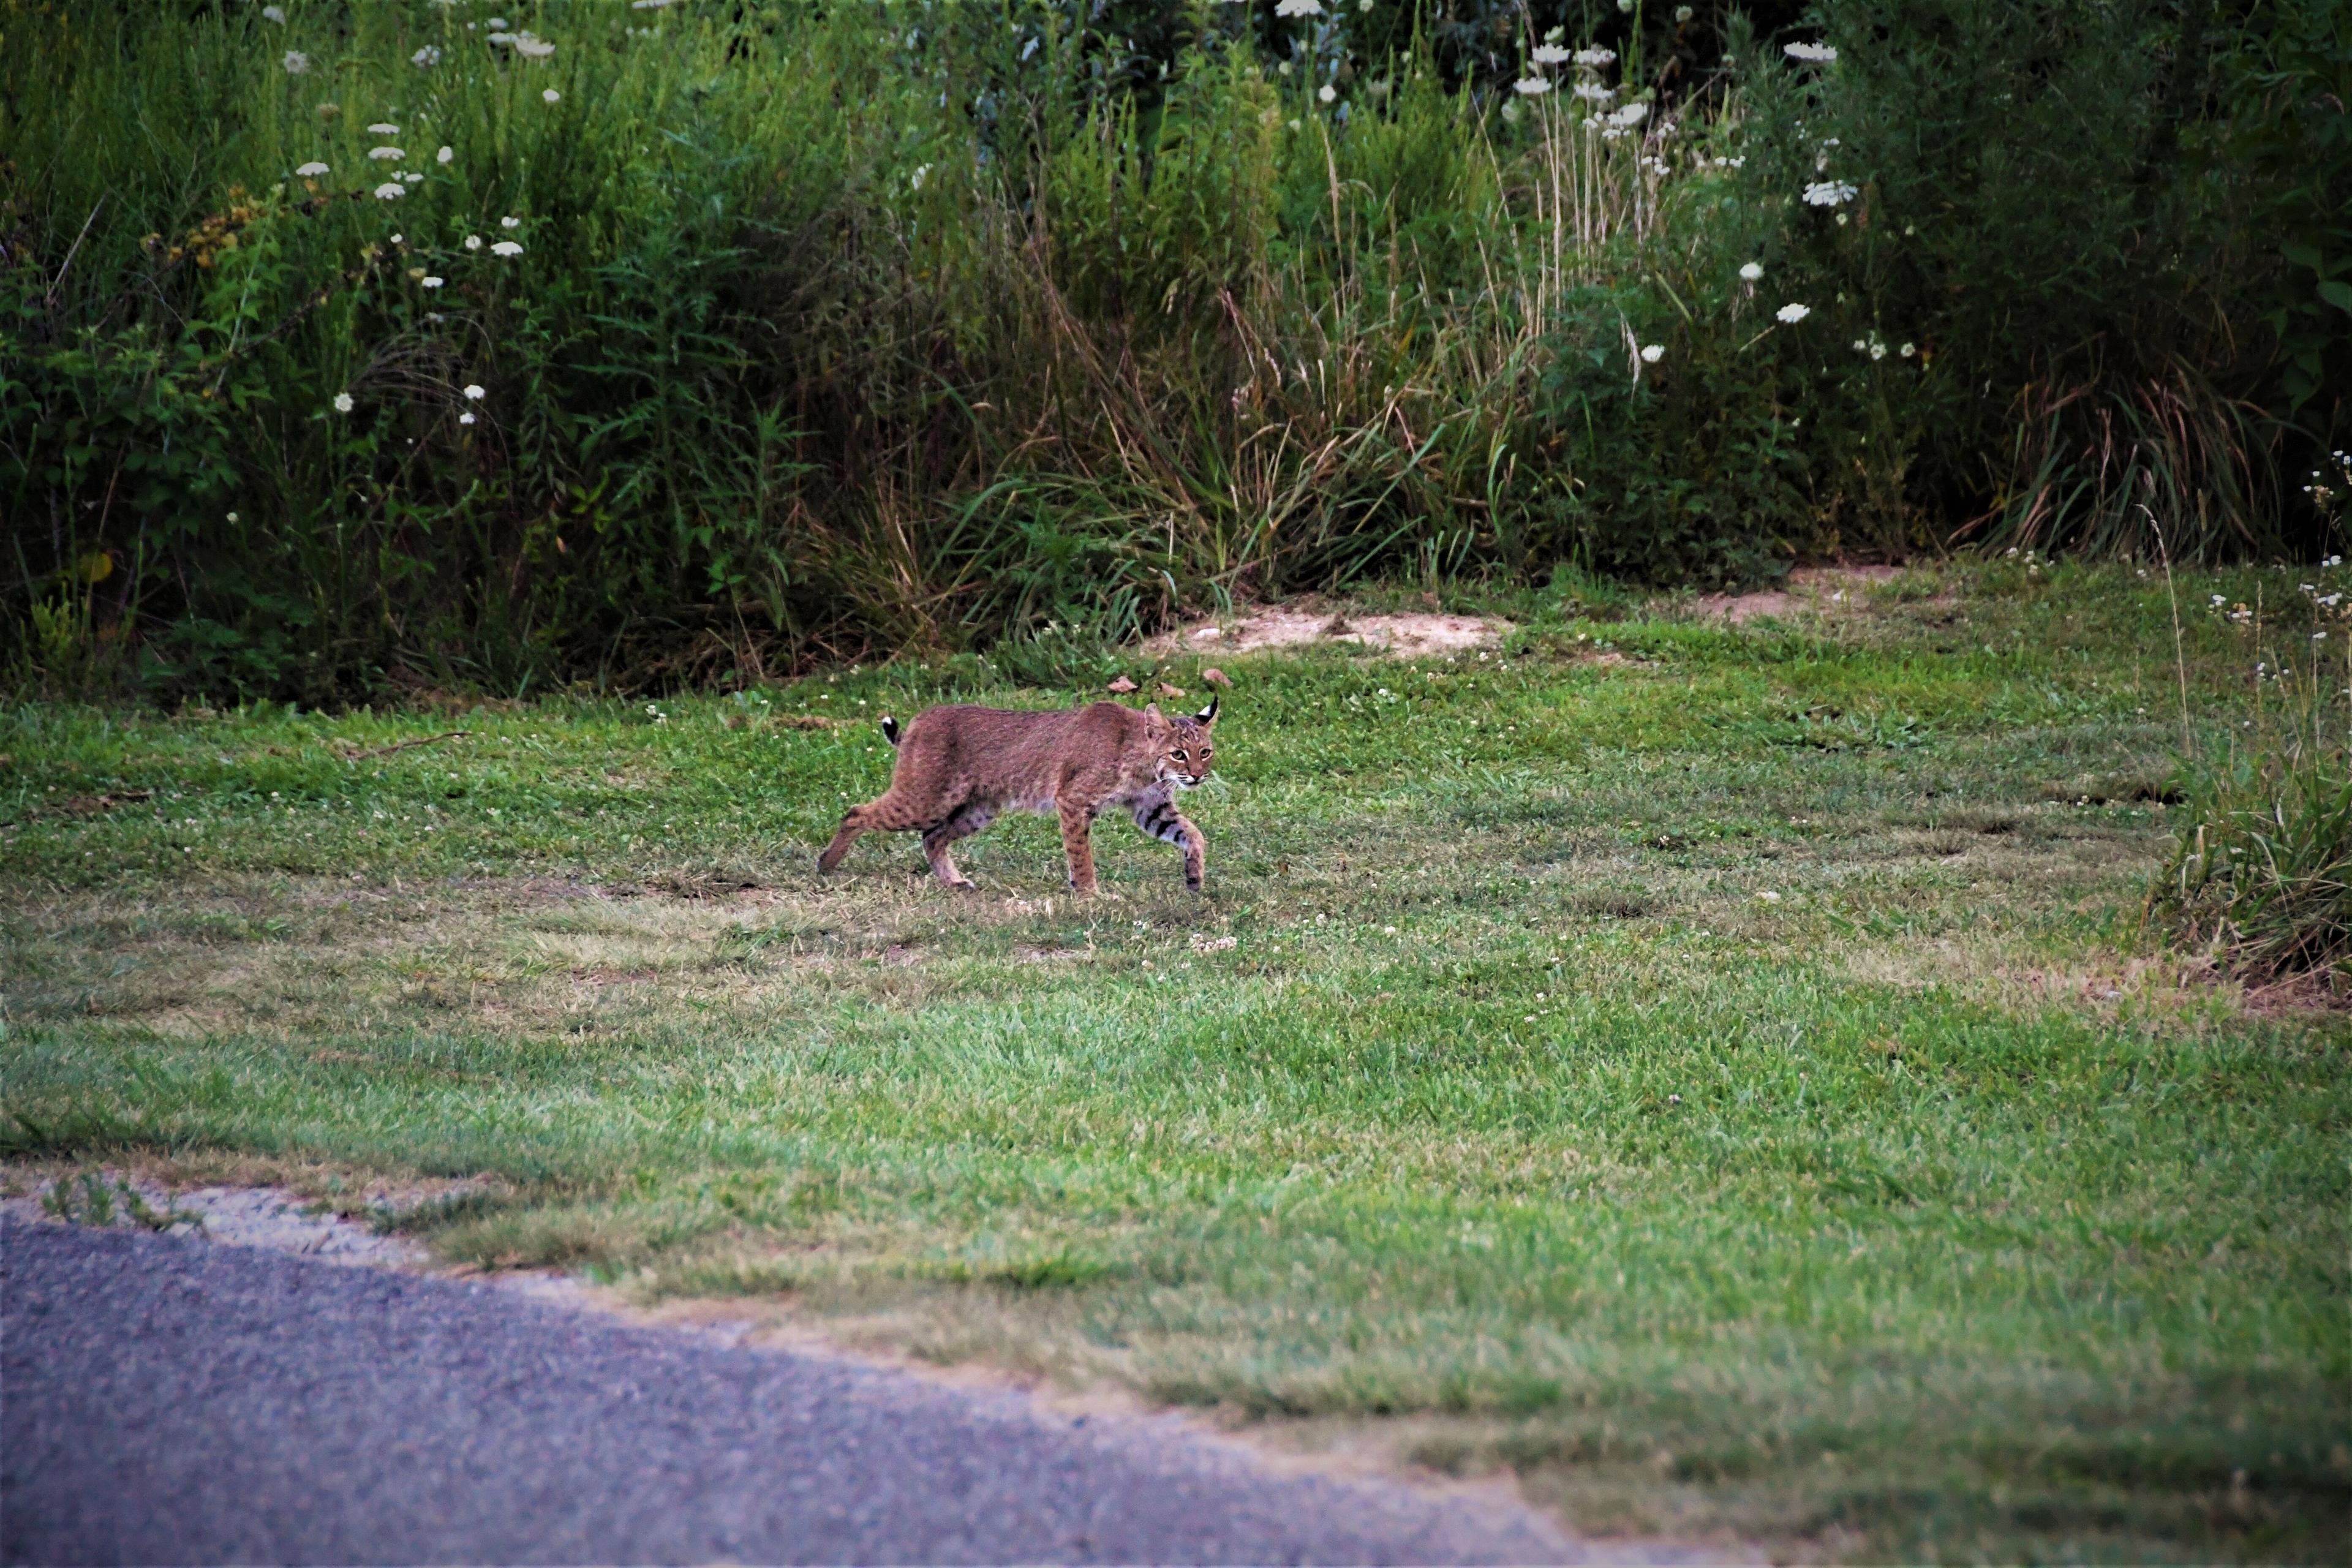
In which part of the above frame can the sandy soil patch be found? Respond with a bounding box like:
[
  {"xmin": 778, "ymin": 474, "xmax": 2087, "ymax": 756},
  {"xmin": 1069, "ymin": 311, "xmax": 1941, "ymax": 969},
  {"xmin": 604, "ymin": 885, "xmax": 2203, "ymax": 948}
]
[
  {"xmin": 1694, "ymin": 564, "xmax": 1908, "ymax": 624},
  {"xmin": 1152, "ymin": 608, "xmax": 1508, "ymax": 659},
  {"xmin": 2, "ymin": 1174, "xmax": 434, "ymax": 1268}
]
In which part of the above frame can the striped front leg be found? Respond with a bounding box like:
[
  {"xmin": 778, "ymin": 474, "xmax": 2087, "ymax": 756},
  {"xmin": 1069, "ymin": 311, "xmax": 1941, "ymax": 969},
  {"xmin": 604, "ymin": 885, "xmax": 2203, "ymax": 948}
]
[{"xmin": 1130, "ymin": 788, "xmax": 1206, "ymax": 891}]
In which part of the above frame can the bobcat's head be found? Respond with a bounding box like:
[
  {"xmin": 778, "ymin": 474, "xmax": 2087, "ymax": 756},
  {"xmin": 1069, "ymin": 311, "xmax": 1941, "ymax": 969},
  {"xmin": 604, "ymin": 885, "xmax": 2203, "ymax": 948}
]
[{"xmin": 1148, "ymin": 696, "xmax": 1218, "ymax": 789}]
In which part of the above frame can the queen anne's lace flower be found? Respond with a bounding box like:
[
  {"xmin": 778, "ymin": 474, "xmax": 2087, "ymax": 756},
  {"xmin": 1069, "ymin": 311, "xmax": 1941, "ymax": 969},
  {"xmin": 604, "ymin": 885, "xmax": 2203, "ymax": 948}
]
[
  {"xmin": 1606, "ymin": 101, "xmax": 1647, "ymax": 128},
  {"xmin": 1573, "ymin": 47, "xmax": 1616, "ymax": 66},
  {"xmin": 1776, "ymin": 303, "xmax": 1811, "ymax": 323},
  {"xmin": 262, "ymin": 5, "xmax": 285, "ymax": 21},
  {"xmin": 500, "ymin": 216, "xmax": 521, "ymax": 229},
  {"xmin": 491, "ymin": 239, "xmax": 524, "ymax": 257},
  {"xmin": 437, "ymin": 146, "xmax": 454, "ymax": 164},
  {"xmin": 295, "ymin": 161, "xmax": 329, "ymax": 178},
  {"xmin": 413, "ymin": 45, "xmax": 442, "ymax": 67},
  {"xmin": 1273, "ymin": 0, "xmax": 1322, "ymax": 14},
  {"xmin": 1573, "ymin": 82, "xmax": 1615, "ymax": 102},
  {"xmin": 368, "ymin": 123, "xmax": 400, "ymax": 135},
  {"xmin": 369, "ymin": 146, "xmax": 404, "ymax": 160},
  {"xmin": 1531, "ymin": 44, "xmax": 1570, "ymax": 65},
  {"xmin": 1514, "ymin": 76, "xmax": 1553, "ymax": 96},
  {"xmin": 543, "ymin": 87, "xmax": 561, "ymax": 103},
  {"xmin": 1318, "ymin": 83, "xmax": 1336, "ymax": 103},
  {"xmin": 333, "ymin": 392, "xmax": 355, "ymax": 413},
  {"xmin": 282, "ymin": 51, "xmax": 310, "ymax": 74},
  {"xmin": 1803, "ymin": 180, "xmax": 1858, "ymax": 206},
  {"xmin": 459, "ymin": 411, "xmax": 477, "ymax": 425},
  {"xmin": 1640, "ymin": 344, "xmax": 1665, "ymax": 363},
  {"xmin": 1784, "ymin": 40, "xmax": 1838, "ymax": 62},
  {"xmin": 421, "ymin": 276, "xmax": 444, "ymax": 289},
  {"xmin": 374, "ymin": 182, "xmax": 406, "ymax": 200},
  {"xmin": 463, "ymin": 384, "xmax": 486, "ymax": 400},
  {"xmin": 1740, "ymin": 262, "xmax": 1764, "ymax": 281},
  {"xmin": 464, "ymin": 235, "xmax": 483, "ymax": 250}
]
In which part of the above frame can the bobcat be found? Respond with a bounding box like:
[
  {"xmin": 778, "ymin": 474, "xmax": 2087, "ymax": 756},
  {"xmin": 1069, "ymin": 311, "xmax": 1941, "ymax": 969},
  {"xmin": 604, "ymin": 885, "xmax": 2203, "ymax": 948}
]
[{"xmin": 816, "ymin": 696, "xmax": 1219, "ymax": 894}]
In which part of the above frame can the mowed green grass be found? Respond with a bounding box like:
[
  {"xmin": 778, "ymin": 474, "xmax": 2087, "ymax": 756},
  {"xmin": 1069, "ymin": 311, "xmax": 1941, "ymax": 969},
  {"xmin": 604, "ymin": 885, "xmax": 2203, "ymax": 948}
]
[{"xmin": 3, "ymin": 564, "xmax": 2346, "ymax": 1562}]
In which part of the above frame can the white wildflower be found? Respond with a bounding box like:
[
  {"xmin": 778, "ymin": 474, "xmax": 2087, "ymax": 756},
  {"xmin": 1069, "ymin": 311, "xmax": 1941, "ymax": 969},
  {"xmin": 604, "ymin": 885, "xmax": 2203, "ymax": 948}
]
[
  {"xmin": 295, "ymin": 161, "xmax": 330, "ymax": 178},
  {"xmin": 516, "ymin": 33, "xmax": 555, "ymax": 59},
  {"xmin": 1273, "ymin": 0, "xmax": 1322, "ymax": 14},
  {"xmin": 390, "ymin": 234, "xmax": 403, "ymax": 244},
  {"xmin": 1607, "ymin": 101, "xmax": 1647, "ymax": 128},
  {"xmin": 402, "ymin": 171, "xmax": 424, "ymax": 184},
  {"xmin": 1802, "ymin": 180, "xmax": 1858, "ymax": 206},
  {"xmin": 1514, "ymin": 76, "xmax": 1553, "ymax": 96},
  {"xmin": 412, "ymin": 45, "xmax": 442, "ymax": 67},
  {"xmin": 420, "ymin": 276, "xmax": 443, "ymax": 289},
  {"xmin": 282, "ymin": 50, "xmax": 310, "ymax": 74},
  {"xmin": 488, "ymin": 15, "xmax": 509, "ymax": 25},
  {"xmin": 1573, "ymin": 81, "xmax": 1615, "ymax": 102},
  {"xmin": 463, "ymin": 383, "xmax": 486, "ymax": 400},
  {"xmin": 542, "ymin": 87, "xmax": 560, "ymax": 103},
  {"xmin": 1318, "ymin": 83, "xmax": 1338, "ymax": 104},
  {"xmin": 262, "ymin": 4, "xmax": 285, "ymax": 20},
  {"xmin": 368, "ymin": 123, "xmax": 400, "ymax": 135},
  {"xmin": 491, "ymin": 239, "xmax": 523, "ymax": 256},
  {"xmin": 1784, "ymin": 40, "xmax": 1838, "ymax": 62},
  {"xmin": 369, "ymin": 146, "xmax": 404, "ymax": 161},
  {"xmin": 333, "ymin": 392, "xmax": 355, "ymax": 413},
  {"xmin": 632, "ymin": 0, "xmax": 676, "ymax": 8},
  {"xmin": 1899, "ymin": 342, "xmax": 1916, "ymax": 357},
  {"xmin": 1675, "ymin": 4, "xmax": 1694, "ymax": 19},
  {"xmin": 464, "ymin": 234, "xmax": 483, "ymax": 250},
  {"xmin": 1739, "ymin": 261, "xmax": 1764, "ymax": 281},
  {"xmin": 459, "ymin": 411, "xmax": 477, "ymax": 425},
  {"xmin": 374, "ymin": 182, "xmax": 405, "ymax": 200},
  {"xmin": 1573, "ymin": 47, "xmax": 1616, "ymax": 66},
  {"xmin": 500, "ymin": 216, "xmax": 521, "ymax": 229},
  {"xmin": 1775, "ymin": 302, "xmax": 1811, "ymax": 323},
  {"xmin": 437, "ymin": 145, "xmax": 454, "ymax": 164},
  {"xmin": 1532, "ymin": 44, "xmax": 1571, "ymax": 66},
  {"xmin": 1640, "ymin": 343, "xmax": 1665, "ymax": 363},
  {"xmin": 1869, "ymin": 340, "xmax": 1886, "ymax": 360}
]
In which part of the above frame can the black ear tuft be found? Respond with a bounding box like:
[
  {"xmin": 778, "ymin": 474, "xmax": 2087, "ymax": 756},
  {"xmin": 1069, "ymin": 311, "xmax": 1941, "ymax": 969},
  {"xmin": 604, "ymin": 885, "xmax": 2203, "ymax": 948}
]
[
  {"xmin": 881, "ymin": 715, "xmax": 900, "ymax": 746},
  {"xmin": 1194, "ymin": 695, "xmax": 1218, "ymax": 725}
]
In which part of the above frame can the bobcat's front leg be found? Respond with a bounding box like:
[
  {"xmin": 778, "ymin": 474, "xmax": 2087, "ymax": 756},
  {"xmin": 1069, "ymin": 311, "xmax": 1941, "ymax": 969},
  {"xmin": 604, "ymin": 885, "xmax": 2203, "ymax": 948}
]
[
  {"xmin": 1057, "ymin": 797, "xmax": 1099, "ymax": 896},
  {"xmin": 1131, "ymin": 791, "xmax": 1206, "ymax": 891}
]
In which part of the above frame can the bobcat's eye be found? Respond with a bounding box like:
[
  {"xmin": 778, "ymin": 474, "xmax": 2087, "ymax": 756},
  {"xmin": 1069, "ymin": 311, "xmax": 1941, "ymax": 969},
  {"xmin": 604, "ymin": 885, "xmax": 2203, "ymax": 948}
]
[{"xmin": 1173, "ymin": 749, "xmax": 1189, "ymax": 762}]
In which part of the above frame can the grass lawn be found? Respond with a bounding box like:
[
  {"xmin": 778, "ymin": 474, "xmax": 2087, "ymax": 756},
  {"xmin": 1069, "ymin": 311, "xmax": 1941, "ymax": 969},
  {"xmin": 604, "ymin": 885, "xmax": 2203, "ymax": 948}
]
[{"xmin": 4, "ymin": 562, "xmax": 2345, "ymax": 1562}]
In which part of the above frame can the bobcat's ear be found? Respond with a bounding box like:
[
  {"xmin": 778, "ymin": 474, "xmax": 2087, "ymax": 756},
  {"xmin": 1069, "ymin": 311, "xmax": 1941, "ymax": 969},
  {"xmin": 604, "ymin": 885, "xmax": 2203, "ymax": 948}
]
[
  {"xmin": 1194, "ymin": 695, "xmax": 1219, "ymax": 726},
  {"xmin": 1143, "ymin": 703, "xmax": 1164, "ymax": 721}
]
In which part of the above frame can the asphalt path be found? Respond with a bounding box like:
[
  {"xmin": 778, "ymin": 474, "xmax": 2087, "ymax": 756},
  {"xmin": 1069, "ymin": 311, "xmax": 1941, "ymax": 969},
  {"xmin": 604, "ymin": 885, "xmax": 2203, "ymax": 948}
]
[{"xmin": 2, "ymin": 1218, "xmax": 1682, "ymax": 1566}]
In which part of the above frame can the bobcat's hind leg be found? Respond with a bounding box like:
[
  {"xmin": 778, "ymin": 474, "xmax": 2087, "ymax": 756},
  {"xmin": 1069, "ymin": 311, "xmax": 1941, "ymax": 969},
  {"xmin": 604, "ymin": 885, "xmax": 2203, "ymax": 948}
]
[
  {"xmin": 921, "ymin": 802, "xmax": 997, "ymax": 889},
  {"xmin": 1131, "ymin": 792, "xmax": 1208, "ymax": 892}
]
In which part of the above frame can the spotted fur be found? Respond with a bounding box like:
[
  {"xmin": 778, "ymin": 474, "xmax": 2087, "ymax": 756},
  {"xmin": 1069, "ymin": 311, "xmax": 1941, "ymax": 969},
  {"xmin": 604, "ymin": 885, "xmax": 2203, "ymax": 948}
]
[{"xmin": 817, "ymin": 698, "xmax": 1218, "ymax": 894}]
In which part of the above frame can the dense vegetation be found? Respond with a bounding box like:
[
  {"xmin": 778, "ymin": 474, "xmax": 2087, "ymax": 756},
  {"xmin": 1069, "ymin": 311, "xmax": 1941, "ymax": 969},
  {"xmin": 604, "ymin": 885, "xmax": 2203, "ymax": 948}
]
[{"xmin": 6, "ymin": 0, "xmax": 2346, "ymax": 701}]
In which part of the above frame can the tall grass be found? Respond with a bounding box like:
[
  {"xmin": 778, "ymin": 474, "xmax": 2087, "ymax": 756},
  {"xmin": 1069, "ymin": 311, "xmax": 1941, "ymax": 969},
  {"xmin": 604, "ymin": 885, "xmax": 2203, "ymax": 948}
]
[{"xmin": 3, "ymin": 1, "xmax": 2337, "ymax": 698}]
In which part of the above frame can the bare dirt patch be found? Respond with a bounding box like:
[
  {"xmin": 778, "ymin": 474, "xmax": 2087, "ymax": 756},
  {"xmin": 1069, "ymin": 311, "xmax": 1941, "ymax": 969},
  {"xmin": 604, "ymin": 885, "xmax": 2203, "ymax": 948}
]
[
  {"xmin": 1153, "ymin": 608, "xmax": 1509, "ymax": 660},
  {"xmin": 1693, "ymin": 565, "xmax": 1909, "ymax": 624}
]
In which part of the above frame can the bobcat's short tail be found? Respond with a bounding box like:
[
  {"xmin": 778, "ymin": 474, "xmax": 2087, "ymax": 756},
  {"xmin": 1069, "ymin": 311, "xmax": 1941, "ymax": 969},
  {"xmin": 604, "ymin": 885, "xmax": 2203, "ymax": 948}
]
[{"xmin": 880, "ymin": 715, "xmax": 901, "ymax": 747}]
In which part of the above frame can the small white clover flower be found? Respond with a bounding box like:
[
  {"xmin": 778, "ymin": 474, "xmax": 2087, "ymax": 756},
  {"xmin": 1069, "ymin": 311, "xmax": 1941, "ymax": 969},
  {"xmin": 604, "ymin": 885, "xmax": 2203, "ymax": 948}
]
[
  {"xmin": 1802, "ymin": 180, "xmax": 1858, "ymax": 206},
  {"xmin": 333, "ymin": 392, "xmax": 355, "ymax": 413},
  {"xmin": 1740, "ymin": 261, "xmax": 1764, "ymax": 281},
  {"xmin": 437, "ymin": 146, "xmax": 454, "ymax": 164},
  {"xmin": 491, "ymin": 239, "xmax": 523, "ymax": 256},
  {"xmin": 1273, "ymin": 0, "xmax": 1322, "ymax": 15},
  {"xmin": 464, "ymin": 234, "xmax": 483, "ymax": 250},
  {"xmin": 1514, "ymin": 76, "xmax": 1553, "ymax": 95},
  {"xmin": 374, "ymin": 182, "xmax": 406, "ymax": 200},
  {"xmin": 421, "ymin": 276, "xmax": 444, "ymax": 288},
  {"xmin": 369, "ymin": 146, "xmax": 404, "ymax": 160},
  {"xmin": 413, "ymin": 45, "xmax": 442, "ymax": 67},
  {"xmin": 500, "ymin": 215, "xmax": 521, "ymax": 229},
  {"xmin": 542, "ymin": 87, "xmax": 561, "ymax": 103},
  {"xmin": 1318, "ymin": 83, "xmax": 1336, "ymax": 103},
  {"xmin": 1775, "ymin": 302, "xmax": 1811, "ymax": 323},
  {"xmin": 1640, "ymin": 343, "xmax": 1665, "ymax": 363},
  {"xmin": 1532, "ymin": 44, "xmax": 1571, "ymax": 65},
  {"xmin": 463, "ymin": 383, "xmax": 486, "ymax": 400},
  {"xmin": 1784, "ymin": 40, "xmax": 1838, "ymax": 62},
  {"xmin": 295, "ymin": 161, "xmax": 330, "ymax": 178},
  {"xmin": 282, "ymin": 50, "xmax": 310, "ymax": 74}
]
